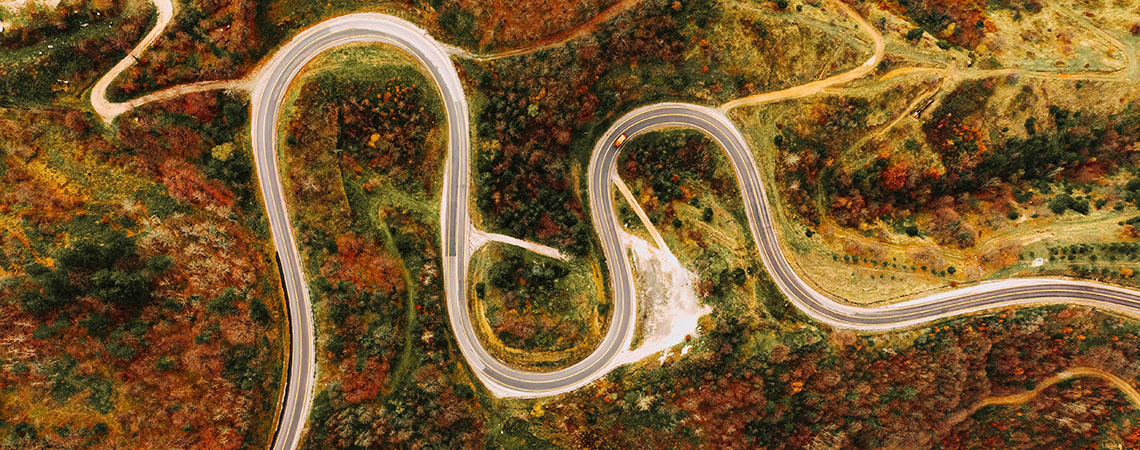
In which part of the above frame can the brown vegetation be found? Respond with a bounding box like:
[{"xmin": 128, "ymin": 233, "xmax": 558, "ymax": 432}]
[
  {"xmin": 0, "ymin": 92, "xmax": 284, "ymax": 448},
  {"xmin": 108, "ymin": 0, "xmax": 264, "ymax": 101}
]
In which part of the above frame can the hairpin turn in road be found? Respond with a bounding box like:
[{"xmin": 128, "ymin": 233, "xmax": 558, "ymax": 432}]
[{"xmin": 214, "ymin": 12, "xmax": 1140, "ymax": 450}]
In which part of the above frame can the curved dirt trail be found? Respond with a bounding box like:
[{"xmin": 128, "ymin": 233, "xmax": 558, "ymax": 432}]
[
  {"xmin": 445, "ymin": 0, "xmax": 644, "ymax": 61},
  {"xmin": 89, "ymin": 0, "xmax": 253, "ymax": 123},
  {"xmin": 878, "ymin": 6, "xmax": 1137, "ymax": 88},
  {"xmin": 942, "ymin": 367, "xmax": 1140, "ymax": 430},
  {"xmin": 91, "ymin": 0, "xmax": 646, "ymax": 124}
]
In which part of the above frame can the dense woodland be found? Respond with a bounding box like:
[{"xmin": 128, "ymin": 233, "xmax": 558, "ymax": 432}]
[
  {"xmin": 942, "ymin": 376, "xmax": 1140, "ymax": 448},
  {"xmin": 541, "ymin": 295, "xmax": 1140, "ymax": 449},
  {"xmin": 471, "ymin": 0, "xmax": 734, "ymax": 255}
]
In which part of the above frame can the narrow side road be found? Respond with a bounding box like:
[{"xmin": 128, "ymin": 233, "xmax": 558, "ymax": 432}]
[
  {"xmin": 90, "ymin": 0, "xmax": 254, "ymax": 124},
  {"xmin": 720, "ymin": 0, "xmax": 884, "ymax": 111},
  {"xmin": 90, "ymin": 0, "xmax": 175, "ymax": 123}
]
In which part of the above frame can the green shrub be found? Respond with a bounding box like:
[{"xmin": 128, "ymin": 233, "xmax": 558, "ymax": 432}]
[
  {"xmin": 1049, "ymin": 193, "xmax": 1088, "ymax": 215},
  {"xmin": 249, "ymin": 297, "xmax": 270, "ymax": 324},
  {"xmin": 105, "ymin": 341, "xmax": 136, "ymax": 360},
  {"xmin": 80, "ymin": 314, "xmax": 112, "ymax": 338},
  {"xmin": 155, "ymin": 356, "xmax": 176, "ymax": 372},
  {"xmin": 85, "ymin": 377, "xmax": 114, "ymax": 413},
  {"xmin": 223, "ymin": 345, "xmax": 259, "ymax": 391},
  {"xmin": 195, "ymin": 322, "xmax": 220, "ymax": 345},
  {"xmin": 438, "ymin": 10, "xmax": 479, "ymax": 48},
  {"xmin": 207, "ymin": 288, "xmax": 242, "ymax": 316}
]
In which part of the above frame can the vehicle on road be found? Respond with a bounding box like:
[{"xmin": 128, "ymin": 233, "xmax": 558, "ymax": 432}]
[{"xmin": 613, "ymin": 133, "xmax": 627, "ymax": 147}]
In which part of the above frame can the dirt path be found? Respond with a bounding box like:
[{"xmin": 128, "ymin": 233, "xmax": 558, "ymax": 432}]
[
  {"xmin": 446, "ymin": 0, "xmax": 644, "ymax": 61},
  {"xmin": 469, "ymin": 229, "xmax": 569, "ymax": 261},
  {"xmin": 878, "ymin": 8, "xmax": 1136, "ymax": 89},
  {"xmin": 100, "ymin": 79, "xmax": 253, "ymax": 123},
  {"xmin": 89, "ymin": 0, "xmax": 255, "ymax": 123},
  {"xmin": 91, "ymin": 0, "xmax": 880, "ymax": 122},
  {"xmin": 90, "ymin": 0, "xmax": 170, "ymax": 122},
  {"xmin": 840, "ymin": 14, "xmax": 1137, "ymax": 169},
  {"xmin": 942, "ymin": 367, "xmax": 1140, "ymax": 430},
  {"xmin": 880, "ymin": 64, "xmax": 1130, "ymax": 85},
  {"xmin": 613, "ymin": 174, "xmax": 668, "ymax": 251},
  {"xmin": 719, "ymin": 0, "xmax": 884, "ymax": 111},
  {"xmin": 1058, "ymin": 5, "xmax": 1133, "ymax": 77},
  {"xmin": 92, "ymin": 0, "xmax": 643, "ymax": 119},
  {"xmin": 848, "ymin": 80, "xmax": 942, "ymax": 151},
  {"xmin": 719, "ymin": 0, "xmax": 1133, "ymax": 116}
]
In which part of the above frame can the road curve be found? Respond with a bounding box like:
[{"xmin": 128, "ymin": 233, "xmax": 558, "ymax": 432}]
[
  {"xmin": 95, "ymin": 3, "xmax": 1140, "ymax": 447},
  {"xmin": 90, "ymin": 0, "xmax": 175, "ymax": 122},
  {"xmin": 239, "ymin": 11, "xmax": 1140, "ymax": 448},
  {"xmin": 247, "ymin": 11, "xmax": 641, "ymax": 447},
  {"xmin": 245, "ymin": 12, "xmax": 665, "ymax": 414},
  {"xmin": 248, "ymin": 14, "xmax": 472, "ymax": 449},
  {"xmin": 597, "ymin": 103, "xmax": 1140, "ymax": 331}
]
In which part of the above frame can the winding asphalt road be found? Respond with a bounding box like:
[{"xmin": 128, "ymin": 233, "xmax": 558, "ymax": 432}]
[
  {"xmin": 248, "ymin": 12, "xmax": 640, "ymax": 447},
  {"xmin": 248, "ymin": 14, "xmax": 472, "ymax": 450},
  {"xmin": 594, "ymin": 104, "xmax": 1140, "ymax": 333},
  {"xmin": 95, "ymin": 5, "xmax": 1140, "ymax": 448},
  {"xmin": 250, "ymin": 12, "xmax": 1140, "ymax": 449}
]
